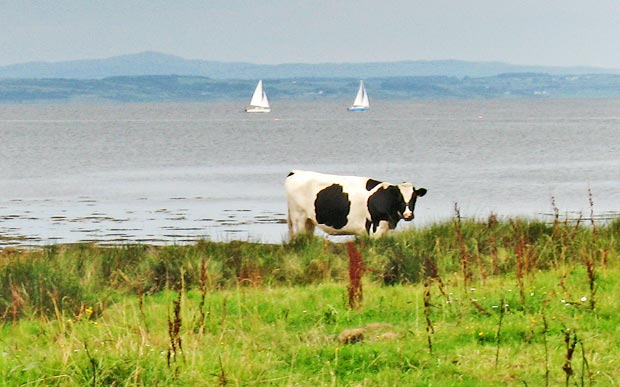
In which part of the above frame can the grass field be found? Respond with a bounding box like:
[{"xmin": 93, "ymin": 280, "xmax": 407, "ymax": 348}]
[{"xmin": 1, "ymin": 215, "xmax": 619, "ymax": 386}]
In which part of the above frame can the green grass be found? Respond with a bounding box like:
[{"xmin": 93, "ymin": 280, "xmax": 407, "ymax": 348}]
[{"xmin": 1, "ymin": 217, "xmax": 620, "ymax": 386}]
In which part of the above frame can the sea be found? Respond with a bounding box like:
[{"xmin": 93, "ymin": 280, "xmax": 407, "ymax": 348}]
[{"xmin": 1, "ymin": 99, "xmax": 619, "ymax": 248}]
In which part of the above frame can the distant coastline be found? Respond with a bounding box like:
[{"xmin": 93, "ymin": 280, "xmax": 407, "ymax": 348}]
[
  {"xmin": 2, "ymin": 52, "xmax": 620, "ymax": 103},
  {"xmin": 2, "ymin": 73, "xmax": 620, "ymax": 103}
]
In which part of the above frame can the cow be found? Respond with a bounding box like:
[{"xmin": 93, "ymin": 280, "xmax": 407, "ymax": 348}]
[{"xmin": 285, "ymin": 170, "xmax": 427, "ymax": 238}]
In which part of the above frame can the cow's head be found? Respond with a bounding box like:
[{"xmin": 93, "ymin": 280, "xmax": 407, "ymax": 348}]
[{"xmin": 398, "ymin": 184, "xmax": 427, "ymax": 221}]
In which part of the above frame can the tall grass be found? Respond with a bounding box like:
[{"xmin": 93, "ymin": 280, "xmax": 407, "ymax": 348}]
[
  {"xmin": 1, "ymin": 216, "xmax": 619, "ymax": 320},
  {"xmin": 1, "ymin": 216, "xmax": 620, "ymax": 385}
]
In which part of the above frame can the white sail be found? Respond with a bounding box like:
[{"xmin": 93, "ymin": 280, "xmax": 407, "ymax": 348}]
[
  {"xmin": 349, "ymin": 80, "xmax": 369, "ymax": 111},
  {"xmin": 360, "ymin": 86, "xmax": 369, "ymax": 107},
  {"xmin": 260, "ymin": 91, "xmax": 270, "ymax": 108},
  {"xmin": 246, "ymin": 80, "xmax": 271, "ymax": 112}
]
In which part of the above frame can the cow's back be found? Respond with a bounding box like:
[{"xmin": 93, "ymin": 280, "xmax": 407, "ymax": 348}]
[
  {"xmin": 285, "ymin": 170, "xmax": 374, "ymax": 235},
  {"xmin": 286, "ymin": 170, "xmax": 368, "ymax": 192}
]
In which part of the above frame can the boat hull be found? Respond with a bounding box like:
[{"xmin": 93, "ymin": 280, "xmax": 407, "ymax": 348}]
[
  {"xmin": 245, "ymin": 106, "xmax": 271, "ymax": 113},
  {"xmin": 347, "ymin": 106, "xmax": 369, "ymax": 112}
]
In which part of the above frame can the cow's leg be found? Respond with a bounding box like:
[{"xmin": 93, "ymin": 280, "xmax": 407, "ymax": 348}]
[
  {"xmin": 287, "ymin": 211, "xmax": 295, "ymax": 239},
  {"xmin": 303, "ymin": 218, "xmax": 316, "ymax": 234},
  {"xmin": 371, "ymin": 220, "xmax": 391, "ymax": 237},
  {"xmin": 289, "ymin": 217, "xmax": 314, "ymax": 238},
  {"xmin": 288, "ymin": 206, "xmax": 315, "ymax": 239}
]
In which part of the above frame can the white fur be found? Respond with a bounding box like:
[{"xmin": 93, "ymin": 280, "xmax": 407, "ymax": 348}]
[{"xmin": 285, "ymin": 170, "xmax": 413, "ymax": 238}]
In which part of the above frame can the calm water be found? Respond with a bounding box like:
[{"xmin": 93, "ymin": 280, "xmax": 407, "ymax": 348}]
[{"xmin": 1, "ymin": 99, "xmax": 619, "ymax": 247}]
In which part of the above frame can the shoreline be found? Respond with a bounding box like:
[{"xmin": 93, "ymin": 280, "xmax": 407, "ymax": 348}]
[{"xmin": 3, "ymin": 209, "xmax": 619, "ymax": 251}]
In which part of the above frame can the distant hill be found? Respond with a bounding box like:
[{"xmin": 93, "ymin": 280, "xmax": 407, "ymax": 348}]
[{"xmin": 1, "ymin": 51, "xmax": 619, "ymax": 80}]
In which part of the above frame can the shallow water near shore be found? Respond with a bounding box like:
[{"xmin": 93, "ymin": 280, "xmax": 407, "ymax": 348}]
[{"xmin": 1, "ymin": 99, "xmax": 620, "ymax": 248}]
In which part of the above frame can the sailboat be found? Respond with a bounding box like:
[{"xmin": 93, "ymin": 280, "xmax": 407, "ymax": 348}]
[
  {"xmin": 245, "ymin": 80, "xmax": 271, "ymax": 113},
  {"xmin": 348, "ymin": 80, "xmax": 369, "ymax": 111}
]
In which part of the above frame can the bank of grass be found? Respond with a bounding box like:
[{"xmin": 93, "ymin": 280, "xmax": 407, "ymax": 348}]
[{"xmin": 1, "ymin": 216, "xmax": 620, "ymax": 386}]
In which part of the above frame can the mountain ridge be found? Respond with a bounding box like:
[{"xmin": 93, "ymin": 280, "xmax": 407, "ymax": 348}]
[{"xmin": 2, "ymin": 51, "xmax": 619, "ymax": 80}]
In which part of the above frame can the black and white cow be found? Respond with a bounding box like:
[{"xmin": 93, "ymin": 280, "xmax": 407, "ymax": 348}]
[{"xmin": 285, "ymin": 170, "xmax": 427, "ymax": 238}]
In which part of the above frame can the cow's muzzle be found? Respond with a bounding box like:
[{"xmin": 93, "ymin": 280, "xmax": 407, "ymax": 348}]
[{"xmin": 403, "ymin": 213, "xmax": 414, "ymax": 221}]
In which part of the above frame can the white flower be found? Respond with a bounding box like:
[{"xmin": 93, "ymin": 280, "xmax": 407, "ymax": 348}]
[{"xmin": 581, "ymin": 296, "xmax": 588, "ymax": 302}]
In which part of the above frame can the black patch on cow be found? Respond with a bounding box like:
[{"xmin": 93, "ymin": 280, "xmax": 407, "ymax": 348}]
[
  {"xmin": 287, "ymin": 171, "xmax": 295, "ymax": 178},
  {"xmin": 366, "ymin": 185, "xmax": 406, "ymax": 232},
  {"xmin": 314, "ymin": 184, "xmax": 351, "ymax": 230},
  {"xmin": 365, "ymin": 178, "xmax": 381, "ymax": 191},
  {"xmin": 407, "ymin": 187, "xmax": 428, "ymax": 214}
]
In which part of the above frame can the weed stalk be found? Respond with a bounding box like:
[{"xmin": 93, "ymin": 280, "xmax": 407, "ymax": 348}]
[
  {"xmin": 423, "ymin": 256, "xmax": 448, "ymax": 301},
  {"xmin": 137, "ymin": 281, "xmax": 149, "ymax": 331},
  {"xmin": 346, "ymin": 242, "xmax": 364, "ymax": 309},
  {"xmin": 218, "ymin": 354, "xmax": 228, "ymax": 386},
  {"xmin": 539, "ymin": 297, "xmax": 551, "ymax": 387},
  {"xmin": 423, "ymin": 277, "xmax": 433, "ymax": 354},
  {"xmin": 494, "ymin": 298, "xmax": 505, "ymax": 369},
  {"xmin": 511, "ymin": 220, "xmax": 527, "ymax": 307},
  {"xmin": 584, "ymin": 189, "xmax": 597, "ymax": 310},
  {"xmin": 10, "ymin": 283, "xmax": 23, "ymax": 325},
  {"xmin": 83, "ymin": 341, "xmax": 97, "ymax": 387},
  {"xmin": 198, "ymin": 257, "xmax": 208, "ymax": 334},
  {"xmin": 562, "ymin": 328, "xmax": 578, "ymax": 387},
  {"xmin": 167, "ymin": 290, "xmax": 185, "ymax": 375},
  {"xmin": 580, "ymin": 339, "xmax": 592, "ymax": 387},
  {"xmin": 454, "ymin": 203, "xmax": 471, "ymax": 289}
]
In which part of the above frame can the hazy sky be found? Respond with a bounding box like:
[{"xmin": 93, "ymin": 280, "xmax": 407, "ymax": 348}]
[{"xmin": 2, "ymin": 0, "xmax": 620, "ymax": 68}]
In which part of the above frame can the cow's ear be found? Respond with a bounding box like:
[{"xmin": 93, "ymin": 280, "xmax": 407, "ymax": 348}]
[{"xmin": 416, "ymin": 188, "xmax": 427, "ymax": 197}]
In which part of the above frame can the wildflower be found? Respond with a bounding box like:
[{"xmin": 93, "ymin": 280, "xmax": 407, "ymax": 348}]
[{"xmin": 580, "ymin": 296, "xmax": 588, "ymax": 302}]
